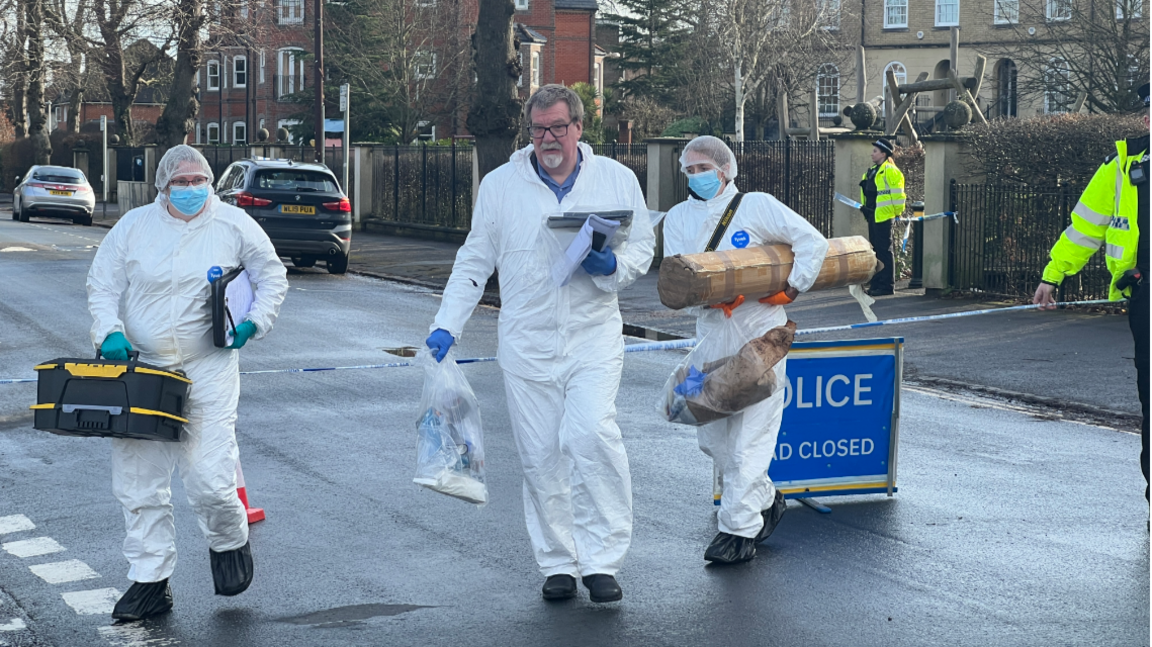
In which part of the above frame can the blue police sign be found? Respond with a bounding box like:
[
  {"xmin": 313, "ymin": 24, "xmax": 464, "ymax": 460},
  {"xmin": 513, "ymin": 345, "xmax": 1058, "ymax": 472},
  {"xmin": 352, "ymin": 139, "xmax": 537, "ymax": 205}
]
[{"xmin": 713, "ymin": 337, "xmax": 903, "ymax": 504}]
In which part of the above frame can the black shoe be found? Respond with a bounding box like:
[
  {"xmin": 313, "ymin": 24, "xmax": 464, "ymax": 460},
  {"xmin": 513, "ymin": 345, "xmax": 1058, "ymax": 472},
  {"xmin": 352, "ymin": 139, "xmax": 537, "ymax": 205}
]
[
  {"xmin": 541, "ymin": 574, "xmax": 577, "ymax": 601},
  {"xmin": 111, "ymin": 579, "xmax": 173, "ymax": 622},
  {"xmin": 210, "ymin": 541, "xmax": 253, "ymax": 597},
  {"xmin": 755, "ymin": 491, "xmax": 788, "ymax": 544},
  {"xmin": 581, "ymin": 574, "xmax": 623, "ymax": 603},
  {"xmin": 704, "ymin": 532, "xmax": 757, "ymax": 564}
]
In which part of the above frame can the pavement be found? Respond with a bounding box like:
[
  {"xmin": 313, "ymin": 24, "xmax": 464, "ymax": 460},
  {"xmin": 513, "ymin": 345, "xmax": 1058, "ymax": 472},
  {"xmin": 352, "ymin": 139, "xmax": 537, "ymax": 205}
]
[{"xmin": 0, "ymin": 216, "xmax": 1148, "ymax": 646}]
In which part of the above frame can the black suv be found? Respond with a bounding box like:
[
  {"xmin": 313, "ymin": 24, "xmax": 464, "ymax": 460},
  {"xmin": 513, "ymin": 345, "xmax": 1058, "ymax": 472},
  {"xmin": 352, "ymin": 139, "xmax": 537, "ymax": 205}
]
[{"xmin": 215, "ymin": 159, "xmax": 351, "ymax": 274}]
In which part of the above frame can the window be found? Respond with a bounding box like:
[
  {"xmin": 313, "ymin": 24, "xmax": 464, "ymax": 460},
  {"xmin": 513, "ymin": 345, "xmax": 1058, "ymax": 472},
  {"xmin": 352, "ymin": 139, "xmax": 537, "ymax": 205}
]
[
  {"xmin": 594, "ymin": 61, "xmax": 603, "ymax": 96},
  {"xmin": 259, "ymin": 50, "xmax": 266, "ymax": 84},
  {"xmin": 515, "ymin": 0, "xmax": 528, "ymax": 8},
  {"xmin": 883, "ymin": 62, "xmax": 907, "ymax": 112},
  {"xmin": 994, "ymin": 0, "xmax": 1019, "ymax": 22},
  {"xmin": 1047, "ymin": 0, "xmax": 1071, "ymax": 19},
  {"xmin": 53, "ymin": 106, "xmax": 66, "ymax": 127},
  {"xmin": 818, "ymin": 0, "xmax": 841, "ymax": 28},
  {"xmin": 531, "ymin": 50, "xmax": 542, "ymax": 87},
  {"xmin": 517, "ymin": 50, "xmax": 524, "ymax": 87},
  {"xmin": 1117, "ymin": 0, "xmax": 1142, "ymax": 18},
  {"xmin": 1044, "ymin": 58, "xmax": 1073, "ymax": 112},
  {"xmin": 278, "ymin": 49, "xmax": 305, "ymax": 97},
  {"xmin": 416, "ymin": 121, "xmax": 435, "ymax": 142},
  {"xmin": 233, "ymin": 121, "xmax": 247, "ymax": 145},
  {"xmin": 207, "ymin": 60, "xmax": 220, "ymax": 91},
  {"xmin": 196, "ymin": 123, "xmax": 202, "ymax": 144},
  {"xmin": 207, "ymin": 122, "xmax": 220, "ymax": 144},
  {"xmin": 278, "ymin": 0, "xmax": 303, "ymax": 23},
  {"xmin": 997, "ymin": 59, "xmax": 1017, "ymax": 117},
  {"xmin": 817, "ymin": 64, "xmax": 840, "ymax": 117},
  {"xmin": 936, "ymin": 0, "xmax": 959, "ymax": 25},
  {"xmin": 414, "ymin": 50, "xmax": 437, "ymax": 80},
  {"xmin": 240, "ymin": 0, "xmax": 248, "ymax": 18},
  {"xmin": 233, "ymin": 56, "xmax": 247, "ymax": 88},
  {"xmin": 885, "ymin": 0, "xmax": 908, "ymax": 27}
]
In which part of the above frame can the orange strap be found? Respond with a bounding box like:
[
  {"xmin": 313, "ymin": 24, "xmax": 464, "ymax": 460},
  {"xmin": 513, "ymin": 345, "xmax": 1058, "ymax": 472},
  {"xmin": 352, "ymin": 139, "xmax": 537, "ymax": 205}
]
[
  {"xmin": 759, "ymin": 291, "xmax": 794, "ymax": 306},
  {"xmin": 709, "ymin": 295, "xmax": 745, "ymax": 318}
]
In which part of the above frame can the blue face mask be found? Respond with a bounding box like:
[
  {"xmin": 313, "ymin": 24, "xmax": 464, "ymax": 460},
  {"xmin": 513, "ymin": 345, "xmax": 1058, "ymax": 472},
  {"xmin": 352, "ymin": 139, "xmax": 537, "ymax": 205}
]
[
  {"xmin": 687, "ymin": 170, "xmax": 722, "ymax": 200},
  {"xmin": 168, "ymin": 185, "xmax": 210, "ymax": 216}
]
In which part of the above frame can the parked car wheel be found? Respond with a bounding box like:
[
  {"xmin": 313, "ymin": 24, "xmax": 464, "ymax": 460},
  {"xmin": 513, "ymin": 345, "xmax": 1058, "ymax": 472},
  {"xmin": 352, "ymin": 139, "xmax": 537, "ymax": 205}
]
[
  {"xmin": 17, "ymin": 202, "xmax": 29, "ymax": 222},
  {"xmin": 291, "ymin": 256, "xmax": 316, "ymax": 268},
  {"xmin": 75, "ymin": 214, "xmax": 92, "ymax": 226},
  {"xmin": 327, "ymin": 253, "xmax": 349, "ymax": 275}
]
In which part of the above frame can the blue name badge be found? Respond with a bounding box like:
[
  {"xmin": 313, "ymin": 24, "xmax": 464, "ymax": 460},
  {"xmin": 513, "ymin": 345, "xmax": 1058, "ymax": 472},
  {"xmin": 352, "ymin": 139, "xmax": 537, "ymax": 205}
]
[
  {"xmin": 207, "ymin": 266, "xmax": 223, "ymax": 283},
  {"xmin": 731, "ymin": 230, "xmax": 750, "ymax": 248}
]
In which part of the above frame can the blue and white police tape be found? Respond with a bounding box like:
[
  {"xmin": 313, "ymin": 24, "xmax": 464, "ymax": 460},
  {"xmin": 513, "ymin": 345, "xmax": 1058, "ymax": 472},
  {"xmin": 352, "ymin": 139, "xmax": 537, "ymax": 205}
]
[
  {"xmin": 0, "ymin": 299, "xmax": 1119, "ymax": 384},
  {"xmin": 900, "ymin": 211, "xmax": 959, "ymax": 253},
  {"xmin": 834, "ymin": 192, "xmax": 863, "ymax": 209}
]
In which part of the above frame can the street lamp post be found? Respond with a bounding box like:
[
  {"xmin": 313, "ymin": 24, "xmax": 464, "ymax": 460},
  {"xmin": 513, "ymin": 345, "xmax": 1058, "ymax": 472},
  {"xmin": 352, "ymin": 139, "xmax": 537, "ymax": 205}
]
[{"xmin": 313, "ymin": 0, "xmax": 324, "ymax": 164}]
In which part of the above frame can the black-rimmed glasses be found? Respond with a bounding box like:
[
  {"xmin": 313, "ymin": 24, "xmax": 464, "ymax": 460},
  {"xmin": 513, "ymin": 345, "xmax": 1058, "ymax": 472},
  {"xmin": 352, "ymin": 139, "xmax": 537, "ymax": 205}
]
[{"xmin": 527, "ymin": 121, "xmax": 574, "ymax": 139}]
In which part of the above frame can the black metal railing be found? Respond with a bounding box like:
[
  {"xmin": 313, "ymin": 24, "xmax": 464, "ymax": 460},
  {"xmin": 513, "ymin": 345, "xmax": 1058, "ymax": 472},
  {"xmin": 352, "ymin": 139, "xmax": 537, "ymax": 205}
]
[
  {"xmin": 197, "ymin": 146, "xmax": 251, "ymax": 180},
  {"xmin": 949, "ymin": 181, "xmax": 1110, "ymax": 299},
  {"xmin": 371, "ymin": 142, "xmax": 473, "ymax": 231},
  {"xmin": 589, "ymin": 142, "xmax": 648, "ymax": 197},
  {"xmin": 672, "ymin": 140, "xmax": 836, "ymax": 237}
]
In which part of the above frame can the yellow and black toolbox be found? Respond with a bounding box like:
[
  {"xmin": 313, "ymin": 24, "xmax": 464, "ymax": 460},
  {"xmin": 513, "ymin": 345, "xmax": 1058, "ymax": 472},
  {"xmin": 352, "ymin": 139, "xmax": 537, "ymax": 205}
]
[{"xmin": 30, "ymin": 352, "xmax": 192, "ymax": 441}]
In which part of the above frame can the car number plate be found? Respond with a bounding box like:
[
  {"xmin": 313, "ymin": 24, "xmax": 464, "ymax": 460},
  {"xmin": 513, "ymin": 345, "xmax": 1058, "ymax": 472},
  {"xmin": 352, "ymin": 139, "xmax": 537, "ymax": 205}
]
[
  {"xmin": 49, "ymin": 190, "xmax": 73, "ymax": 196},
  {"xmin": 280, "ymin": 205, "xmax": 315, "ymax": 214}
]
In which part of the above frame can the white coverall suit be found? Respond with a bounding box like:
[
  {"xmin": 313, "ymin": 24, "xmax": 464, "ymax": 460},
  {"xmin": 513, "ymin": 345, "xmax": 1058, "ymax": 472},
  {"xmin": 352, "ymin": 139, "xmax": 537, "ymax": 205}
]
[
  {"xmin": 87, "ymin": 195, "xmax": 288, "ymax": 583},
  {"xmin": 663, "ymin": 182, "xmax": 827, "ymax": 538},
  {"xmin": 434, "ymin": 142, "xmax": 655, "ymax": 577}
]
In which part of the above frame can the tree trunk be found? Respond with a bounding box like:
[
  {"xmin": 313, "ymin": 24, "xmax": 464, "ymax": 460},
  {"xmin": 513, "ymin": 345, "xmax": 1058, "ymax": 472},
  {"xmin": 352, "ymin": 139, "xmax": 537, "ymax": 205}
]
[
  {"xmin": 10, "ymin": 0, "xmax": 28, "ymax": 138},
  {"xmin": 155, "ymin": 0, "xmax": 204, "ymax": 156},
  {"xmin": 26, "ymin": 0, "xmax": 51, "ymax": 163},
  {"xmin": 466, "ymin": 0, "xmax": 522, "ymax": 181},
  {"xmin": 67, "ymin": 88, "xmax": 82, "ymax": 133}
]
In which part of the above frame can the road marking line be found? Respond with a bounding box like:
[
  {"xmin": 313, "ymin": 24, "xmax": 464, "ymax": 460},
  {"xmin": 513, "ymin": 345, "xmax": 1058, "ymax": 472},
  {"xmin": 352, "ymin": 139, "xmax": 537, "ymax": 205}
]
[
  {"xmin": 0, "ymin": 247, "xmax": 35, "ymax": 252},
  {"xmin": 0, "ymin": 515, "xmax": 34, "ymax": 535},
  {"xmin": 0, "ymin": 618, "xmax": 26, "ymax": 631},
  {"xmin": 98, "ymin": 624, "xmax": 181, "ymax": 646},
  {"xmin": 61, "ymin": 588, "xmax": 120, "ymax": 615},
  {"xmin": 29, "ymin": 559, "xmax": 100, "ymax": 584},
  {"xmin": 2, "ymin": 537, "xmax": 65, "ymax": 558}
]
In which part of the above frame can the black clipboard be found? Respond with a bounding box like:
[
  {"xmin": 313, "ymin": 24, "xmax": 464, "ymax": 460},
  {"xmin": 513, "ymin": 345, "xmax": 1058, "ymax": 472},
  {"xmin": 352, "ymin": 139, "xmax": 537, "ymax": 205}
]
[{"xmin": 211, "ymin": 267, "xmax": 248, "ymax": 348}]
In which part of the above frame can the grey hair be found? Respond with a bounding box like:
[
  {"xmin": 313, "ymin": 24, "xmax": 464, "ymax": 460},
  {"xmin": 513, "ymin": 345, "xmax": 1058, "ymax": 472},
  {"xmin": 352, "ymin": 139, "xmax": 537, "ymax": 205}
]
[{"xmin": 524, "ymin": 84, "xmax": 584, "ymax": 125}]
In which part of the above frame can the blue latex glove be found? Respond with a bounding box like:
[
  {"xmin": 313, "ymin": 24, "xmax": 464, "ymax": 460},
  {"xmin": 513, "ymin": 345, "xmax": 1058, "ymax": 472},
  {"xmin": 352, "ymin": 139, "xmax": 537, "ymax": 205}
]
[
  {"xmin": 100, "ymin": 332, "xmax": 133, "ymax": 361},
  {"xmin": 674, "ymin": 366, "xmax": 707, "ymax": 397},
  {"xmin": 227, "ymin": 321, "xmax": 258, "ymax": 349},
  {"xmin": 426, "ymin": 328, "xmax": 455, "ymax": 363},
  {"xmin": 582, "ymin": 246, "xmax": 618, "ymax": 276}
]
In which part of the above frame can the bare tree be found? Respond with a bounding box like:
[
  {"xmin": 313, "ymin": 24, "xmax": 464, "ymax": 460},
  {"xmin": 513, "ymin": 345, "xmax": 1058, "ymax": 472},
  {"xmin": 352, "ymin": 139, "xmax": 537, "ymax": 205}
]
[
  {"xmin": 326, "ymin": 0, "xmax": 472, "ymax": 144},
  {"xmin": 154, "ymin": 0, "xmax": 204, "ymax": 153},
  {"xmin": 719, "ymin": 0, "xmax": 852, "ymax": 140},
  {"xmin": 466, "ymin": 0, "xmax": 521, "ymax": 180},
  {"xmin": 4, "ymin": 0, "xmax": 29, "ymax": 137},
  {"xmin": 43, "ymin": 0, "xmax": 91, "ymax": 133},
  {"xmin": 984, "ymin": 0, "xmax": 1149, "ymax": 113},
  {"xmin": 89, "ymin": 0, "xmax": 174, "ymax": 144},
  {"xmin": 26, "ymin": 0, "xmax": 50, "ymax": 162}
]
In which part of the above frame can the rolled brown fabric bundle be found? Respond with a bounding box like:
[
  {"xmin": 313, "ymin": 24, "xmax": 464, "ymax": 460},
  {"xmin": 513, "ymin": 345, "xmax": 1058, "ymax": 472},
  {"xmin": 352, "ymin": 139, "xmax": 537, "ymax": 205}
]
[{"xmin": 658, "ymin": 236, "xmax": 880, "ymax": 310}]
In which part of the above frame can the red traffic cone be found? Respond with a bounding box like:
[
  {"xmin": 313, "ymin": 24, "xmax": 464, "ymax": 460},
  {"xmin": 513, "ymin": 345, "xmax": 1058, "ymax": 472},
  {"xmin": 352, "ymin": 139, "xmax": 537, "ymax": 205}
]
[{"xmin": 236, "ymin": 459, "xmax": 265, "ymax": 524}]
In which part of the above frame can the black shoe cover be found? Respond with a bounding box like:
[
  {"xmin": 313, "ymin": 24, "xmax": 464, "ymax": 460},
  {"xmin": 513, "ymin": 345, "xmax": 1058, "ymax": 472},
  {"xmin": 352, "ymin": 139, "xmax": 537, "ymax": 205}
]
[
  {"xmin": 111, "ymin": 579, "xmax": 173, "ymax": 621},
  {"xmin": 755, "ymin": 490, "xmax": 788, "ymax": 544},
  {"xmin": 581, "ymin": 574, "xmax": 623, "ymax": 603},
  {"xmin": 542, "ymin": 574, "xmax": 577, "ymax": 601},
  {"xmin": 704, "ymin": 532, "xmax": 757, "ymax": 564},
  {"xmin": 210, "ymin": 541, "xmax": 253, "ymax": 596}
]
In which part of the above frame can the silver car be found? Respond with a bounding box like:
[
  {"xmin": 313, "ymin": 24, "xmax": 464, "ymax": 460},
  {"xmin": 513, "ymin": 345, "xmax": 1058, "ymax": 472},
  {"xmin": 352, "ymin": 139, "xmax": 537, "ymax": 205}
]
[{"xmin": 13, "ymin": 165, "xmax": 97, "ymax": 226}]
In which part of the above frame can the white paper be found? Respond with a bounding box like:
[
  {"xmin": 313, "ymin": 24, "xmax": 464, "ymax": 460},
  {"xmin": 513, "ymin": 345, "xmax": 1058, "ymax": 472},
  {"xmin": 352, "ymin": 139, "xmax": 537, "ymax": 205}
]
[
  {"xmin": 848, "ymin": 284, "xmax": 878, "ymax": 322},
  {"xmin": 224, "ymin": 270, "xmax": 255, "ymax": 346},
  {"xmin": 550, "ymin": 215, "xmax": 620, "ymax": 287}
]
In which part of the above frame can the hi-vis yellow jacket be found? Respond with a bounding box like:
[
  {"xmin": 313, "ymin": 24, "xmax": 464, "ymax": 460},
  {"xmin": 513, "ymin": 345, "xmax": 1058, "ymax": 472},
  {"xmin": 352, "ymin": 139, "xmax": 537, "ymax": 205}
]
[
  {"xmin": 859, "ymin": 159, "xmax": 907, "ymax": 223},
  {"xmin": 1042, "ymin": 138, "xmax": 1147, "ymax": 301}
]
